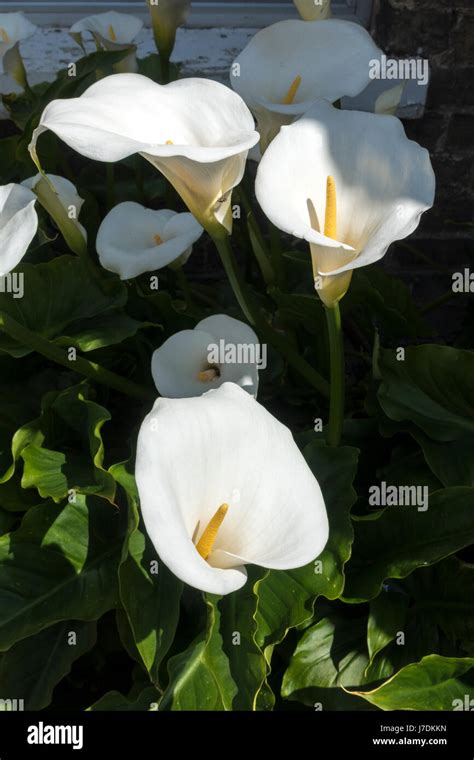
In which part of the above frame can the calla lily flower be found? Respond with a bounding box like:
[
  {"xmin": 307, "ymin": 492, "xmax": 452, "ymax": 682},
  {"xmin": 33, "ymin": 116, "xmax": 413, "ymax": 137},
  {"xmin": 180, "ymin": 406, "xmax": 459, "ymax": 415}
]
[
  {"xmin": 374, "ymin": 82, "xmax": 405, "ymax": 116},
  {"xmin": 0, "ymin": 183, "xmax": 38, "ymax": 277},
  {"xmin": 231, "ymin": 19, "xmax": 381, "ymax": 151},
  {"xmin": 0, "ymin": 12, "xmax": 37, "ymax": 89},
  {"xmin": 136, "ymin": 382, "xmax": 328, "ymax": 594},
  {"xmin": 96, "ymin": 202, "xmax": 202, "ymax": 279},
  {"xmin": 151, "ymin": 314, "xmax": 261, "ymax": 398},
  {"xmin": 255, "ymin": 100, "xmax": 435, "ymax": 307},
  {"xmin": 293, "ymin": 0, "xmax": 332, "ymax": 21},
  {"xmin": 147, "ymin": 0, "xmax": 191, "ymax": 64},
  {"xmin": 29, "ymin": 74, "xmax": 259, "ymax": 238},
  {"xmin": 70, "ymin": 11, "xmax": 143, "ymax": 73},
  {"xmin": 21, "ymin": 173, "xmax": 87, "ymax": 243}
]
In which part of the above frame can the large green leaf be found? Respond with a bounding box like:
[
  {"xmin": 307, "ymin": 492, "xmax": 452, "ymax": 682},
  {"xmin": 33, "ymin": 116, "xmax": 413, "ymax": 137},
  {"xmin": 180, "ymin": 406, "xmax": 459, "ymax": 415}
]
[
  {"xmin": 412, "ymin": 430, "xmax": 474, "ymax": 487},
  {"xmin": 402, "ymin": 557, "xmax": 474, "ymax": 655},
  {"xmin": 0, "ymin": 621, "xmax": 96, "ymax": 710},
  {"xmin": 0, "ymin": 256, "xmax": 127, "ymax": 358},
  {"xmin": 377, "ymin": 345, "xmax": 474, "ymax": 441},
  {"xmin": 349, "ymin": 655, "xmax": 474, "ymax": 710},
  {"xmin": 0, "ymin": 495, "xmax": 125, "ymax": 651},
  {"xmin": 219, "ymin": 567, "xmax": 271, "ymax": 710},
  {"xmin": 87, "ymin": 687, "xmax": 160, "ymax": 712},
  {"xmin": 366, "ymin": 590, "xmax": 409, "ymax": 674},
  {"xmin": 113, "ymin": 463, "xmax": 183, "ymax": 689},
  {"xmin": 343, "ymin": 268, "xmax": 429, "ymax": 339},
  {"xmin": 281, "ymin": 615, "xmax": 378, "ymax": 709},
  {"xmin": 5, "ymin": 384, "xmax": 115, "ymax": 502},
  {"xmin": 159, "ymin": 596, "xmax": 237, "ymax": 711},
  {"xmin": 344, "ymin": 487, "xmax": 474, "ymax": 602},
  {"xmin": 254, "ymin": 442, "xmax": 358, "ymax": 653}
]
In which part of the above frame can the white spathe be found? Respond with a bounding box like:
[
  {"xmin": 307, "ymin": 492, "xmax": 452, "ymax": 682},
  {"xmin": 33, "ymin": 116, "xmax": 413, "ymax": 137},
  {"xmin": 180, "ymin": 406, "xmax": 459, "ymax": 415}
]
[
  {"xmin": 29, "ymin": 74, "xmax": 259, "ymax": 237},
  {"xmin": 70, "ymin": 11, "xmax": 143, "ymax": 46},
  {"xmin": 152, "ymin": 314, "xmax": 260, "ymax": 398},
  {"xmin": 231, "ymin": 19, "xmax": 381, "ymax": 151},
  {"xmin": 69, "ymin": 11, "xmax": 143, "ymax": 72},
  {"xmin": 147, "ymin": 0, "xmax": 191, "ymax": 61},
  {"xmin": 255, "ymin": 100, "xmax": 435, "ymax": 306},
  {"xmin": 0, "ymin": 183, "xmax": 38, "ymax": 277},
  {"xmin": 294, "ymin": 0, "xmax": 332, "ymax": 21},
  {"xmin": 96, "ymin": 202, "xmax": 203, "ymax": 279},
  {"xmin": 136, "ymin": 382, "xmax": 328, "ymax": 594},
  {"xmin": 21, "ymin": 173, "xmax": 87, "ymax": 242},
  {"xmin": 0, "ymin": 12, "xmax": 36, "ymax": 69}
]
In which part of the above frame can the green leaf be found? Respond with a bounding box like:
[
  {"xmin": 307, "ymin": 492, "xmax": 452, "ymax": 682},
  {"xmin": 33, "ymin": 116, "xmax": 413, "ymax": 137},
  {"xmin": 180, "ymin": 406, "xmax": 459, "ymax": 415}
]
[
  {"xmin": 377, "ymin": 345, "xmax": 474, "ymax": 441},
  {"xmin": 349, "ymin": 655, "xmax": 474, "ymax": 710},
  {"xmin": 87, "ymin": 687, "xmax": 160, "ymax": 712},
  {"xmin": 56, "ymin": 311, "xmax": 151, "ymax": 353},
  {"xmin": 160, "ymin": 596, "xmax": 237, "ymax": 711},
  {"xmin": 114, "ymin": 462, "xmax": 183, "ymax": 688},
  {"xmin": 366, "ymin": 590, "xmax": 409, "ymax": 674},
  {"xmin": 344, "ymin": 487, "xmax": 474, "ymax": 602},
  {"xmin": 282, "ymin": 615, "xmax": 376, "ymax": 709},
  {"xmin": 412, "ymin": 430, "xmax": 474, "ymax": 487},
  {"xmin": 269, "ymin": 288, "xmax": 326, "ymax": 337},
  {"xmin": 343, "ymin": 268, "xmax": 430, "ymax": 339},
  {"xmin": 402, "ymin": 557, "xmax": 474, "ymax": 656},
  {"xmin": 0, "ymin": 495, "xmax": 126, "ymax": 651},
  {"xmin": 0, "ymin": 621, "xmax": 96, "ymax": 710},
  {"xmin": 219, "ymin": 567, "xmax": 271, "ymax": 710},
  {"xmin": 0, "ymin": 256, "xmax": 127, "ymax": 358},
  {"xmin": 10, "ymin": 384, "xmax": 115, "ymax": 502},
  {"xmin": 254, "ymin": 441, "xmax": 358, "ymax": 654}
]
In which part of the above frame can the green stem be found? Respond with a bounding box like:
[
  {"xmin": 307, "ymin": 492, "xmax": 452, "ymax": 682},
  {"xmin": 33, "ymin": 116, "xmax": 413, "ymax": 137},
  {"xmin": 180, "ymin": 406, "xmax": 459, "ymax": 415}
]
[
  {"xmin": 212, "ymin": 235, "xmax": 330, "ymax": 398},
  {"xmin": 0, "ymin": 313, "xmax": 154, "ymax": 403},
  {"xmin": 325, "ymin": 304, "xmax": 345, "ymax": 446}
]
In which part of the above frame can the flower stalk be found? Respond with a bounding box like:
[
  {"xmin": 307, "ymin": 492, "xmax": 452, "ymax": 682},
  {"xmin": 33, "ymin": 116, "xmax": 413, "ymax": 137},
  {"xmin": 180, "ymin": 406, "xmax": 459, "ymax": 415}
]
[
  {"xmin": 0, "ymin": 312, "xmax": 154, "ymax": 402},
  {"xmin": 324, "ymin": 303, "xmax": 344, "ymax": 446}
]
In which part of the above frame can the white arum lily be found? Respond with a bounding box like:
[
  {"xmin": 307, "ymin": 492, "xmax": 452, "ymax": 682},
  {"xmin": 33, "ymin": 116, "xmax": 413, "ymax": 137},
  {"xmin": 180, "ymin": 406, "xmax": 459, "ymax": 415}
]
[
  {"xmin": 255, "ymin": 100, "xmax": 435, "ymax": 307},
  {"xmin": 0, "ymin": 12, "xmax": 37, "ymax": 89},
  {"xmin": 136, "ymin": 382, "xmax": 328, "ymax": 594},
  {"xmin": 96, "ymin": 202, "xmax": 202, "ymax": 279},
  {"xmin": 152, "ymin": 314, "xmax": 260, "ymax": 398},
  {"xmin": 293, "ymin": 0, "xmax": 332, "ymax": 21},
  {"xmin": 147, "ymin": 0, "xmax": 191, "ymax": 66},
  {"xmin": 0, "ymin": 183, "xmax": 38, "ymax": 277},
  {"xmin": 21, "ymin": 173, "xmax": 87, "ymax": 243},
  {"xmin": 70, "ymin": 11, "xmax": 143, "ymax": 73},
  {"xmin": 29, "ymin": 74, "xmax": 259, "ymax": 238},
  {"xmin": 231, "ymin": 19, "xmax": 381, "ymax": 151}
]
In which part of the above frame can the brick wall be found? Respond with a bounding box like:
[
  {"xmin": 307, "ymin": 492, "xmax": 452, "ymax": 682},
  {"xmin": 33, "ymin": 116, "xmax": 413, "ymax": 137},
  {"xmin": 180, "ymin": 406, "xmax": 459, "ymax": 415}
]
[{"xmin": 372, "ymin": 0, "xmax": 473, "ymax": 240}]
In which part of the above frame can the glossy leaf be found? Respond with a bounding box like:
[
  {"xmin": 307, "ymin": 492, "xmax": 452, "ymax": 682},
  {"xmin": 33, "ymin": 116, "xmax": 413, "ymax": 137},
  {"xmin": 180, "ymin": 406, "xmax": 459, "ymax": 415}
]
[
  {"xmin": 0, "ymin": 495, "xmax": 126, "ymax": 651},
  {"xmin": 160, "ymin": 596, "xmax": 237, "ymax": 711}
]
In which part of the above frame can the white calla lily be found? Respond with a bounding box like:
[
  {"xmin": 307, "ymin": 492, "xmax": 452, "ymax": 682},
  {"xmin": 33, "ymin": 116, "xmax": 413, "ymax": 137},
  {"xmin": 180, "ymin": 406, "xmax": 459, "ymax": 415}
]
[
  {"xmin": 231, "ymin": 19, "xmax": 381, "ymax": 151},
  {"xmin": 96, "ymin": 202, "xmax": 202, "ymax": 279},
  {"xmin": 70, "ymin": 11, "xmax": 143, "ymax": 72},
  {"xmin": 147, "ymin": 0, "xmax": 191, "ymax": 65},
  {"xmin": 152, "ymin": 314, "xmax": 260, "ymax": 398},
  {"xmin": 293, "ymin": 0, "xmax": 332, "ymax": 20},
  {"xmin": 0, "ymin": 12, "xmax": 37, "ymax": 88},
  {"xmin": 70, "ymin": 11, "xmax": 143, "ymax": 47},
  {"xmin": 21, "ymin": 173, "xmax": 87, "ymax": 243},
  {"xmin": 255, "ymin": 100, "xmax": 435, "ymax": 307},
  {"xmin": 29, "ymin": 74, "xmax": 259, "ymax": 238},
  {"xmin": 136, "ymin": 382, "xmax": 328, "ymax": 594},
  {"xmin": 0, "ymin": 183, "xmax": 38, "ymax": 277},
  {"xmin": 0, "ymin": 12, "xmax": 36, "ymax": 64}
]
